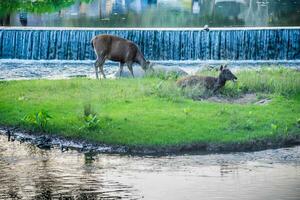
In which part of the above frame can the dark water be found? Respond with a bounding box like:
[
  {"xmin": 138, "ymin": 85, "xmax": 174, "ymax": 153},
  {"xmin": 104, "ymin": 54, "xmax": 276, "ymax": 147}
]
[
  {"xmin": 1, "ymin": 0, "xmax": 300, "ymax": 27},
  {"xmin": 0, "ymin": 134, "xmax": 300, "ymax": 199}
]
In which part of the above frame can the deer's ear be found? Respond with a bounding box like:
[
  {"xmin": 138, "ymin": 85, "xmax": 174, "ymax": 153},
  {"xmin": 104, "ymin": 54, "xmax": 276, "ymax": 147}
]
[
  {"xmin": 224, "ymin": 65, "xmax": 227, "ymax": 69},
  {"xmin": 220, "ymin": 65, "xmax": 223, "ymax": 71}
]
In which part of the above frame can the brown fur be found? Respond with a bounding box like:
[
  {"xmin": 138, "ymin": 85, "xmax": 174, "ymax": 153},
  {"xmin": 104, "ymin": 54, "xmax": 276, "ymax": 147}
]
[
  {"xmin": 177, "ymin": 75, "xmax": 218, "ymax": 90},
  {"xmin": 177, "ymin": 65, "xmax": 237, "ymax": 92},
  {"xmin": 91, "ymin": 34, "xmax": 151, "ymax": 79}
]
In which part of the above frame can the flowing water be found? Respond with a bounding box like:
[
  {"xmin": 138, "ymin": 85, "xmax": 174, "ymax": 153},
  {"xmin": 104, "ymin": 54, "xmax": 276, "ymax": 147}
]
[
  {"xmin": 1, "ymin": 59, "xmax": 299, "ymax": 80},
  {"xmin": 1, "ymin": 28, "xmax": 300, "ymax": 61},
  {"xmin": 0, "ymin": 134, "xmax": 299, "ymax": 200}
]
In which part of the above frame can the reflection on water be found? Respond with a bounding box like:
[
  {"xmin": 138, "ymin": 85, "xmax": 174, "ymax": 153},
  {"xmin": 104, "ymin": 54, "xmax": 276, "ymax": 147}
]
[
  {"xmin": 1, "ymin": 0, "xmax": 300, "ymax": 27},
  {"xmin": 0, "ymin": 134, "xmax": 300, "ymax": 199}
]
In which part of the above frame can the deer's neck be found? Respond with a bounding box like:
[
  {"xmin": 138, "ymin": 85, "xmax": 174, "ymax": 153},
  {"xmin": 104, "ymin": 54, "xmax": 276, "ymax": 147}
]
[
  {"xmin": 215, "ymin": 74, "xmax": 226, "ymax": 89},
  {"xmin": 135, "ymin": 51, "xmax": 146, "ymax": 66}
]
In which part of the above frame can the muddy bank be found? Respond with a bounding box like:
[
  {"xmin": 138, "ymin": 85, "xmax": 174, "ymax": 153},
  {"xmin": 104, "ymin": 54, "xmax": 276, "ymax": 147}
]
[{"xmin": 1, "ymin": 126, "xmax": 300, "ymax": 155}]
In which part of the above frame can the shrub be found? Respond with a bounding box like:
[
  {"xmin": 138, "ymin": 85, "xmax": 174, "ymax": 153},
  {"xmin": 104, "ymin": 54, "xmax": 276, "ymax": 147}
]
[
  {"xmin": 81, "ymin": 114, "xmax": 100, "ymax": 130},
  {"xmin": 80, "ymin": 104, "xmax": 100, "ymax": 130},
  {"xmin": 22, "ymin": 110, "xmax": 52, "ymax": 132}
]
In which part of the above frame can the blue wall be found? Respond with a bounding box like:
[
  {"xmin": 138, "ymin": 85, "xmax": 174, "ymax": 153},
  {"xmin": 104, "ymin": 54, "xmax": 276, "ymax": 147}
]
[{"xmin": 0, "ymin": 28, "xmax": 299, "ymax": 60}]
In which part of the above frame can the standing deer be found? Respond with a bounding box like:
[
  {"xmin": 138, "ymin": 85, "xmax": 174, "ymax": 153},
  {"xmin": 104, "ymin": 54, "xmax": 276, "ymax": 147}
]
[
  {"xmin": 177, "ymin": 65, "xmax": 237, "ymax": 92},
  {"xmin": 91, "ymin": 34, "xmax": 151, "ymax": 79}
]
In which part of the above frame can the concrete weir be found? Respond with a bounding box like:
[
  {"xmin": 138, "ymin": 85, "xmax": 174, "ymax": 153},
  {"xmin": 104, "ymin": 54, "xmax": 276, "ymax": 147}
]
[{"xmin": 0, "ymin": 26, "xmax": 299, "ymax": 61}]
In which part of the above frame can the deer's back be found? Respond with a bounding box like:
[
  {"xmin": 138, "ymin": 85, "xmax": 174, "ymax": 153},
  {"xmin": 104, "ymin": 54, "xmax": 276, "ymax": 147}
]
[
  {"xmin": 92, "ymin": 34, "xmax": 138, "ymax": 62},
  {"xmin": 177, "ymin": 75, "xmax": 217, "ymax": 89}
]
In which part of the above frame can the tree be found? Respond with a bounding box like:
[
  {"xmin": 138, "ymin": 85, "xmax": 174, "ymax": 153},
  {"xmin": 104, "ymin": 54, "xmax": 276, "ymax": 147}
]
[{"xmin": 0, "ymin": 0, "xmax": 93, "ymax": 26}]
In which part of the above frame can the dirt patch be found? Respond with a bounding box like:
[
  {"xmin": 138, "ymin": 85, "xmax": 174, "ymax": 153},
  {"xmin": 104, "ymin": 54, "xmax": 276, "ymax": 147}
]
[{"xmin": 203, "ymin": 93, "xmax": 271, "ymax": 105}]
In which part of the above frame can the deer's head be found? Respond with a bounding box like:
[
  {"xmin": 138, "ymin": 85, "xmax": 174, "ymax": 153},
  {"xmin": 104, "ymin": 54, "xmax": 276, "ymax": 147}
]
[
  {"xmin": 219, "ymin": 65, "xmax": 237, "ymax": 82},
  {"xmin": 142, "ymin": 61, "xmax": 154, "ymax": 72}
]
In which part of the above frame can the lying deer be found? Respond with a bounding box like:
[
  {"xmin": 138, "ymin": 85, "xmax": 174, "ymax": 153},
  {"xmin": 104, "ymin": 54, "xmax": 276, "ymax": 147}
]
[
  {"xmin": 177, "ymin": 65, "xmax": 237, "ymax": 92},
  {"xmin": 91, "ymin": 34, "xmax": 151, "ymax": 79}
]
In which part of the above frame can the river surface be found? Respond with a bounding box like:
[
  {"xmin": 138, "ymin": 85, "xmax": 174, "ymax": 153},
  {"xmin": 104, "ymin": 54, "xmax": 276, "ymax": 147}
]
[{"xmin": 0, "ymin": 134, "xmax": 299, "ymax": 200}]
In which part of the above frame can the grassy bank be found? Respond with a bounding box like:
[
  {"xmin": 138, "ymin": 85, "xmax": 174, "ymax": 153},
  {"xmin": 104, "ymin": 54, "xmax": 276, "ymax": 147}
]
[{"xmin": 0, "ymin": 68, "xmax": 300, "ymax": 152}]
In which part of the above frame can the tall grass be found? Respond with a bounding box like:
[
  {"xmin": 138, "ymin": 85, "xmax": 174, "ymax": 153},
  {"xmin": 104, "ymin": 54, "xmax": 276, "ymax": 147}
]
[
  {"xmin": 196, "ymin": 67, "xmax": 300, "ymax": 97},
  {"xmin": 144, "ymin": 80, "xmax": 184, "ymax": 102},
  {"xmin": 149, "ymin": 67, "xmax": 300, "ymax": 100}
]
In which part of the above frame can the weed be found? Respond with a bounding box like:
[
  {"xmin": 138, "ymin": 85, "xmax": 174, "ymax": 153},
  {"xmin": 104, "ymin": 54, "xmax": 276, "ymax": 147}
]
[
  {"xmin": 22, "ymin": 110, "xmax": 52, "ymax": 132},
  {"xmin": 271, "ymin": 123, "xmax": 279, "ymax": 134},
  {"xmin": 80, "ymin": 114, "xmax": 100, "ymax": 130},
  {"xmin": 80, "ymin": 104, "xmax": 100, "ymax": 130},
  {"xmin": 183, "ymin": 107, "xmax": 191, "ymax": 116}
]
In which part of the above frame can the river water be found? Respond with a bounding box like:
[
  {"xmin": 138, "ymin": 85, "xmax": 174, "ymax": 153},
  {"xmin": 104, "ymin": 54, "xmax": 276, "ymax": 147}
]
[
  {"xmin": 1, "ymin": 59, "xmax": 300, "ymax": 80},
  {"xmin": 0, "ymin": 134, "xmax": 299, "ymax": 200}
]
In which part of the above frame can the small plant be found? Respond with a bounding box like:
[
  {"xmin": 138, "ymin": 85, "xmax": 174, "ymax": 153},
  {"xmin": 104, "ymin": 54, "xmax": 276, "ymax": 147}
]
[
  {"xmin": 80, "ymin": 104, "xmax": 100, "ymax": 130},
  {"xmin": 283, "ymin": 124, "xmax": 289, "ymax": 136},
  {"xmin": 271, "ymin": 123, "xmax": 278, "ymax": 134},
  {"xmin": 22, "ymin": 110, "xmax": 52, "ymax": 132},
  {"xmin": 81, "ymin": 114, "xmax": 100, "ymax": 130},
  {"xmin": 183, "ymin": 107, "xmax": 191, "ymax": 116}
]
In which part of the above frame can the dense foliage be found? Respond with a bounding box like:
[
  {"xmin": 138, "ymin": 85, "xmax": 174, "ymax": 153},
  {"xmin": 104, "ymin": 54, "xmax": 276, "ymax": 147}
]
[{"xmin": 0, "ymin": 0, "xmax": 93, "ymax": 17}]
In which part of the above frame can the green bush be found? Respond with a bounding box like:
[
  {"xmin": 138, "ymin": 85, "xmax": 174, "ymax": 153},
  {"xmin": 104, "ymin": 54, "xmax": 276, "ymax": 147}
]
[
  {"xmin": 22, "ymin": 110, "xmax": 52, "ymax": 132},
  {"xmin": 80, "ymin": 104, "xmax": 100, "ymax": 130}
]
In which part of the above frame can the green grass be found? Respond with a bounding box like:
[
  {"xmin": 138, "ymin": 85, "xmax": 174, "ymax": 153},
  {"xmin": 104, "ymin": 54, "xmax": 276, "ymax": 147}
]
[{"xmin": 0, "ymin": 68, "xmax": 299, "ymax": 148}]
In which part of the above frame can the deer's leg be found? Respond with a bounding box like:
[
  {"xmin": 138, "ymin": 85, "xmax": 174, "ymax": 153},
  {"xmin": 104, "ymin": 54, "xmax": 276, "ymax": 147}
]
[
  {"xmin": 119, "ymin": 62, "xmax": 124, "ymax": 77},
  {"xmin": 95, "ymin": 59, "xmax": 100, "ymax": 79},
  {"xmin": 97, "ymin": 56, "xmax": 106, "ymax": 79},
  {"xmin": 127, "ymin": 62, "xmax": 134, "ymax": 78},
  {"xmin": 212, "ymin": 86, "xmax": 220, "ymax": 94},
  {"xmin": 99, "ymin": 63, "xmax": 106, "ymax": 79}
]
